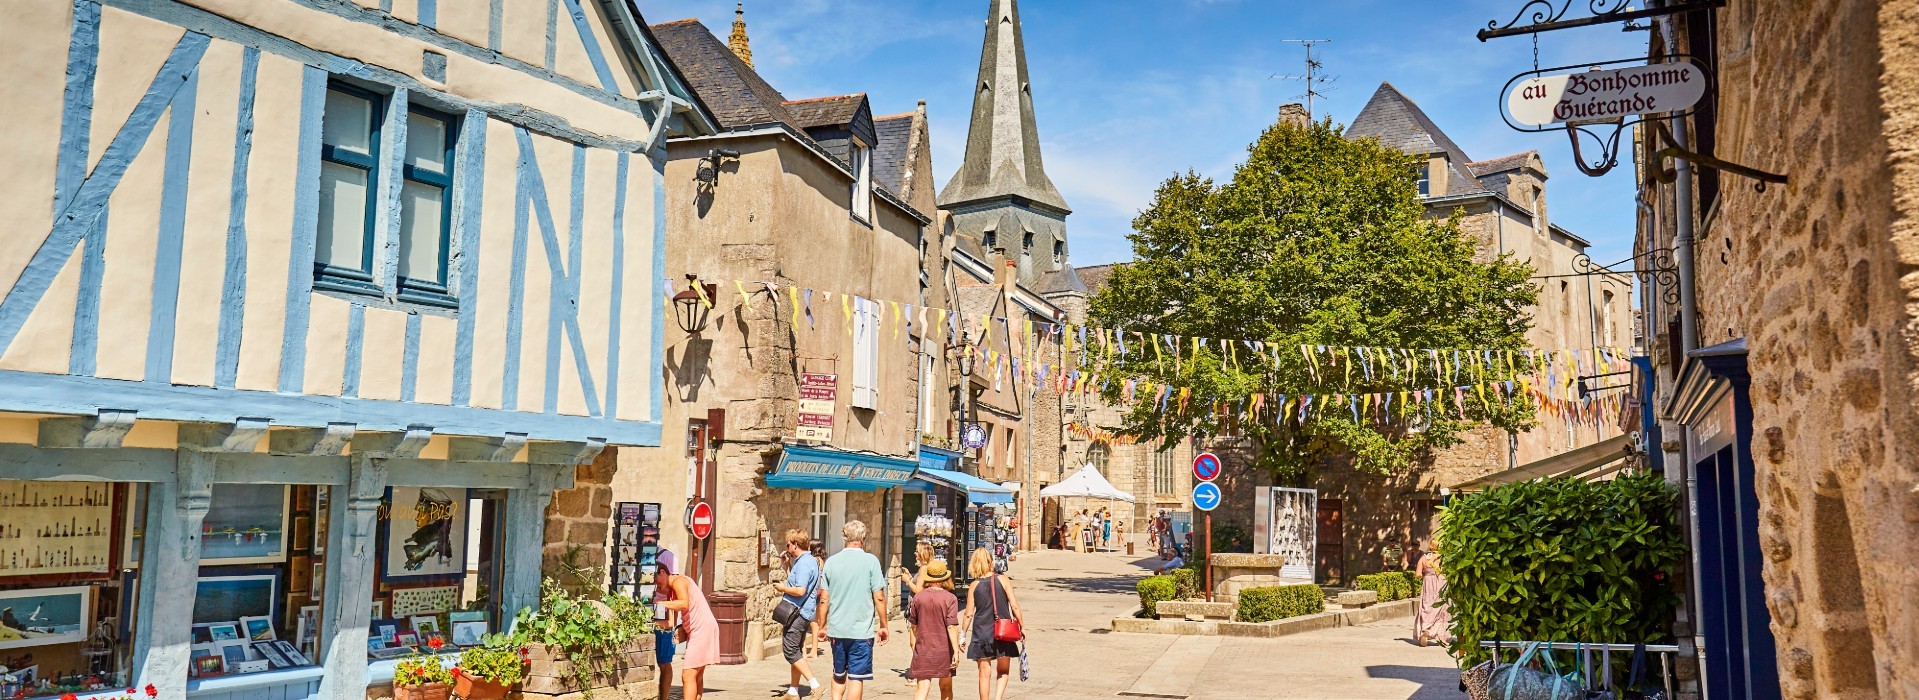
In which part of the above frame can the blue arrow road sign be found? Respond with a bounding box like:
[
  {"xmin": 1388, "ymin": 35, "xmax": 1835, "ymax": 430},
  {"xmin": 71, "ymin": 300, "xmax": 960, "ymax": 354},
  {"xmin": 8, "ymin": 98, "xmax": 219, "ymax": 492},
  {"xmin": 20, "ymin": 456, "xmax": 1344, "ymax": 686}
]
[{"xmin": 1192, "ymin": 482, "xmax": 1222, "ymax": 511}]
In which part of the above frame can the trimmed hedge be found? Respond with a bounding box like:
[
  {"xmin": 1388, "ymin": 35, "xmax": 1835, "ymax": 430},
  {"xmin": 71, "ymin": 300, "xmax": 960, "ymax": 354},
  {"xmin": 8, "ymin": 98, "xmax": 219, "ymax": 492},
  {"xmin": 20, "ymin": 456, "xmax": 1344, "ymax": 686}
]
[
  {"xmin": 1136, "ymin": 575, "xmax": 1176, "ymax": 618},
  {"xmin": 1444, "ymin": 473, "xmax": 1686, "ymax": 665},
  {"xmin": 1353, "ymin": 571, "xmax": 1422, "ymax": 601},
  {"xmin": 1235, "ymin": 583, "xmax": 1324, "ymax": 623},
  {"xmin": 1171, "ymin": 566, "xmax": 1201, "ymax": 600}
]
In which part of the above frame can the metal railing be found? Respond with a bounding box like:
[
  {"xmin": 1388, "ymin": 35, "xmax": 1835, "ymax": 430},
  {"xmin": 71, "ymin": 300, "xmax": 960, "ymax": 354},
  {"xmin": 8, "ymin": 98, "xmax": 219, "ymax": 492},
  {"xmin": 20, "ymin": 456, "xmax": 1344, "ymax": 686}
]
[{"xmin": 1480, "ymin": 641, "xmax": 1679, "ymax": 697}]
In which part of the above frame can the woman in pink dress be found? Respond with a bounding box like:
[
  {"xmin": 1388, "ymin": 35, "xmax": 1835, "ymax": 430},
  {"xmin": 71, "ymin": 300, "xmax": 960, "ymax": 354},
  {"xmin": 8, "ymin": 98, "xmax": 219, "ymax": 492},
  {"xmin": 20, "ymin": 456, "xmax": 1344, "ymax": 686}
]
[
  {"xmin": 658, "ymin": 565, "xmax": 721, "ymax": 699},
  {"xmin": 1413, "ymin": 537, "xmax": 1452, "ymax": 647}
]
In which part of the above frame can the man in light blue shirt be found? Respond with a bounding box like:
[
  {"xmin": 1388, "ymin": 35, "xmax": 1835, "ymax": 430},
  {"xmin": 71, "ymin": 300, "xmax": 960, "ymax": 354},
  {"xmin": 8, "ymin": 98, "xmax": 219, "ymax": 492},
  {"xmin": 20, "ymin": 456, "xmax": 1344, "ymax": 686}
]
[
  {"xmin": 772, "ymin": 530, "xmax": 823, "ymax": 697},
  {"xmin": 816, "ymin": 520, "xmax": 889, "ymax": 700}
]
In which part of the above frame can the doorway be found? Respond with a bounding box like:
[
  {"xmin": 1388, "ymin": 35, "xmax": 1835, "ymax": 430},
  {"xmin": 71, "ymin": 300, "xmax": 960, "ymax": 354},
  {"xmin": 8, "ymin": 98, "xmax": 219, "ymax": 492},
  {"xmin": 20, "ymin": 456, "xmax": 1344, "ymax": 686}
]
[{"xmin": 1316, "ymin": 498, "xmax": 1344, "ymax": 585}]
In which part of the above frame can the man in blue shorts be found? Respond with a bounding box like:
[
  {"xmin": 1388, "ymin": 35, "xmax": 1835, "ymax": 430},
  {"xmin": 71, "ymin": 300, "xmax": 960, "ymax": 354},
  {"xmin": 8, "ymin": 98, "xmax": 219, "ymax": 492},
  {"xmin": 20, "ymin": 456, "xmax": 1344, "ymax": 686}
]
[{"xmin": 815, "ymin": 520, "xmax": 889, "ymax": 700}]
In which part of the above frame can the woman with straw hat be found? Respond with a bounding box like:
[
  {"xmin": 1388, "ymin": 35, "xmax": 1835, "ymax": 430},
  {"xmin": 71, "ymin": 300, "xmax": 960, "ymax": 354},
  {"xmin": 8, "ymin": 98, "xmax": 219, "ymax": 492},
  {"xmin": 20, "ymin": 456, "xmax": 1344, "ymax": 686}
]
[{"xmin": 906, "ymin": 559, "xmax": 961, "ymax": 700}]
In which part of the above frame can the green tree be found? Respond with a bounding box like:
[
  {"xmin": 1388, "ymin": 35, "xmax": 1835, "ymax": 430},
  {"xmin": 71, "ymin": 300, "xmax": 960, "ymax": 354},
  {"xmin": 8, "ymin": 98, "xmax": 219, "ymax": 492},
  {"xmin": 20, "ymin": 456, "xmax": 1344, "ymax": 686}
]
[{"xmin": 1089, "ymin": 116, "xmax": 1539, "ymax": 479}]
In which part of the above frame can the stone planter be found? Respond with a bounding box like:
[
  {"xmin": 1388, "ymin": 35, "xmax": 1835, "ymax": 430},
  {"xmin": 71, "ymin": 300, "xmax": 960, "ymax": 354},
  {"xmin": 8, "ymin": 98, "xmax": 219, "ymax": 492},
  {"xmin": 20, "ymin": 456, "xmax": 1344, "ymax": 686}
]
[
  {"xmin": 519, "ymin": 635, "xmax": 656, "ymax": 697},
  {"xmin": 1208, "ymin": 553, "xmax": 1291, "ymax": 603}
]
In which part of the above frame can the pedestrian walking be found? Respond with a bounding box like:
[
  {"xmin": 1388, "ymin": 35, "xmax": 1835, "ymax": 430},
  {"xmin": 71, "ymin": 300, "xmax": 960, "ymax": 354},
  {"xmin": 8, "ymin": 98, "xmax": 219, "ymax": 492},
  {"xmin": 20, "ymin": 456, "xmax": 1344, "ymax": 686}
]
[
  {"xmin": 1414, "ymin": 536, "xmax": 1452, "ymax": 647},
  {"xmin": 1101, "ymin": 514, "xmax": 1113, "ymax": 550},
  {"xmin": 817, "ymin": 521, "xmax": 890, "ymax": 700},
  {"xmin": 773, "ymin": 529, "xmax": 824, "ymax": 698},
  {"xmin": 652, "ymin": 550, "xmax": 679, "ymax": 700},
  {"xmin": 901, "ymin": 541, "xmax": 936, "ymax": 690},
  {"xmin": 655, "ymin": 559, "xmax": 719, "ymax": 700},
  {"xmin": 906, "ymin": 559, "xmax": 960, "ymax": 700},
  {"xmin": 808, "ymin": 540, "xmax": 827, "ymax": 660},
  {"xmin": 1115, "ymin": 521, "xmax": 1127, "ymax": 551},
  {"xmin": 961, "ymin": 548, "xmax": 1023, "ymax": 700}
]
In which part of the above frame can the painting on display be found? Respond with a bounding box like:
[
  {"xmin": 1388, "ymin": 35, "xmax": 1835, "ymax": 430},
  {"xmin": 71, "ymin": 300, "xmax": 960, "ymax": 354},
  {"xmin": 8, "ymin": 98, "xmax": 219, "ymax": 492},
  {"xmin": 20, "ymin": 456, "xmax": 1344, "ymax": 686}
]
[
  {"xmin": 0, "ymin": 481, "xmax": 115, "ymax": 576},
  {"xmin": 382, "ymin": 487, "xmax": 466, "ymax": 580},
  {"xmin": 201, "ymin": 484, "xmax": 290, "ymax": 565},
  {"xmin": 0, "ymin": 585, "xmax": 91, "ymax": 650},
  {"xmin": 387, "ymin": 586, "xmax": 459, "ymax": 618},
  {"xmin": 192, "ymin": 573, "xmax": 278, "ymax": 627}
]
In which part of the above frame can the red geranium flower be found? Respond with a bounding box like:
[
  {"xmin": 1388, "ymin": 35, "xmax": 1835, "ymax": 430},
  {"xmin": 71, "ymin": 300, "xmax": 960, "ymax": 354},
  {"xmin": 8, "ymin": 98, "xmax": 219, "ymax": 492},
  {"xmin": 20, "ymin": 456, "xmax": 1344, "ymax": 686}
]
[
  {"xmin": 412, "ymin": 668, "xmax": 425, "ymax": 678},
  {"xmin": 146, "ymin": 686, "xmax": 158, "ymax": 698},
  {"xmin": 124, "ymin": 689, "xmax": 135, "ymax": 695},
  {"xmin": 427, "ymin": 637, "xmax": 444, "ymax": 650},
  {"xmin": 60, "ymin": 694, "xmax": 78, "ymax": 700}
]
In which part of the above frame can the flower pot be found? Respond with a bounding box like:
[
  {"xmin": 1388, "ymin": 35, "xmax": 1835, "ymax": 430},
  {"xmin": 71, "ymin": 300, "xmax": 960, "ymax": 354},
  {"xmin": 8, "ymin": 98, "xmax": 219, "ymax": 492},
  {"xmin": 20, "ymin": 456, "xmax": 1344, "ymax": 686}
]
[
  {"xmin": 453, "ymin": 674, "xmax": 513, "ymax": 700},
  {"xmin": 393, "ymin": 681, "xmax": 452, "ymax": 700}
]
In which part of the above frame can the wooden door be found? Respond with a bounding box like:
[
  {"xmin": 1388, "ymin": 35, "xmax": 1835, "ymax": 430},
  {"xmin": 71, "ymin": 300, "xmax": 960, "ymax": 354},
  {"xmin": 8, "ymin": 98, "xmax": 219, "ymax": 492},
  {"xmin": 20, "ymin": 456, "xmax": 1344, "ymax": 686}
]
[{"xmin": 1315, "ymin": 498, "xmax": 1344, "ymax": 585}]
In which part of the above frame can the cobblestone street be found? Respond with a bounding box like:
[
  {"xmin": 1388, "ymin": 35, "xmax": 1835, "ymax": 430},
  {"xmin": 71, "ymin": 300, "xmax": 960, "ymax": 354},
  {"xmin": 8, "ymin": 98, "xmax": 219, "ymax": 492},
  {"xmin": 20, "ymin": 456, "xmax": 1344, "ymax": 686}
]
[{"xmin": 685, "ymin": 549, "xmax": 1460, "ymax": 700}]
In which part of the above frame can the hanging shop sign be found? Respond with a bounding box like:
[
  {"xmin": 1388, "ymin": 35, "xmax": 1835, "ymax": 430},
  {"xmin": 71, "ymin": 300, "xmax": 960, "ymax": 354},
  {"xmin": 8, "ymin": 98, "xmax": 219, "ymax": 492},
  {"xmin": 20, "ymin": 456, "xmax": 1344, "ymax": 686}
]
[
  {"xmin": 1507, "ymin": 61, "xmax": 1706, "ymax": 127},
  {"xmin": 766, "ymin": 444, "xmax": 919, "ymax": 491},
  {"xmin": 796, "ymin": 373, "xmax": 836, "ymax": 441},
  {"xmin": 960, "ymin": 422, "xmax": 988, "ymax": 450}
]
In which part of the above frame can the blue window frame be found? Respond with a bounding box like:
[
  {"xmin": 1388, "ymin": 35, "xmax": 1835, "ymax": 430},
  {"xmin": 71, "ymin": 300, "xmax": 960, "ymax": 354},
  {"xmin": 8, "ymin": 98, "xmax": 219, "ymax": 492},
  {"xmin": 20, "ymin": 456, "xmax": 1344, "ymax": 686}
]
[
  {"xmin": 397, "ymin": 106, "xmax": 458, "ymax": 307},
  {"xmin": 315, "ymin": 83, "xmax": 382, "ymax": 295}
]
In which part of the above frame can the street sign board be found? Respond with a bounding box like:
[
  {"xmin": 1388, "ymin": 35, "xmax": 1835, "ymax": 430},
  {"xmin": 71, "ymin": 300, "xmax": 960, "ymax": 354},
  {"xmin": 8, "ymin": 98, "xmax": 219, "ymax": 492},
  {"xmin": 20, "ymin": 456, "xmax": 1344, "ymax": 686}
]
[
  {"xmin": 1507, "ymin": 61, "xmax": 1706, "ymax": 127},
  {"xmin": 1192, "ymin": 452, "xmax": 1221, "ymax": 482},
  {"xmin": 795, "ymin": 373, "xmax": 836, "ymax": 441},
  {"xmin": 1192, "ymin": 482, "xmax": 1222, "ymax": 512},
  {"xmin": 961, "ymin": 422, "xmax": 988, "ymax": 450},
  {"xmin": 688, "ymin": 501, "xmax": 714, "ymax": 540}
]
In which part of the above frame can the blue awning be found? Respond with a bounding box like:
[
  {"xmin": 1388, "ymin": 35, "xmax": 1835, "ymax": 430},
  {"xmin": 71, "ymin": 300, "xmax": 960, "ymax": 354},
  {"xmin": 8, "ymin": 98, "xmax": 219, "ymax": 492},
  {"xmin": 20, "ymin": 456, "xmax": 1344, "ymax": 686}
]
[
  {"xmin": 767, "ymin": 445, "xmax": 917, "ymax": 491},
  {"xmin": 914, "ymin": 467, "xmax": 1016, "ymax": 505}
]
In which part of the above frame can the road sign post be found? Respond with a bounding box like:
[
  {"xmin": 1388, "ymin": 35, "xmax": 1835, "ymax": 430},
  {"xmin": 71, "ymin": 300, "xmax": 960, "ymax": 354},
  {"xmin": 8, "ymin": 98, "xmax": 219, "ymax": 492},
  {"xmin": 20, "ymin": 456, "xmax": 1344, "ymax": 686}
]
[
  {"xmin": 1192, "ymin": 456, "xmax": 1222, "ymax": 601},
  {"xmin": 689, "ymin": 501, "xmax": 714, "ymax": 540}
]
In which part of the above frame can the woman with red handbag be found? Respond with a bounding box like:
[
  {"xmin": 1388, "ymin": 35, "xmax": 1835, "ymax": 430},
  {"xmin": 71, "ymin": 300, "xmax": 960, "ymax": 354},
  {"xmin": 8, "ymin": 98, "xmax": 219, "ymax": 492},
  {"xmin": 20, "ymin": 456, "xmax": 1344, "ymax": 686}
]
[{"xmin": 959, "ymin": 548, "xmax": 1023, "ymax": 700}]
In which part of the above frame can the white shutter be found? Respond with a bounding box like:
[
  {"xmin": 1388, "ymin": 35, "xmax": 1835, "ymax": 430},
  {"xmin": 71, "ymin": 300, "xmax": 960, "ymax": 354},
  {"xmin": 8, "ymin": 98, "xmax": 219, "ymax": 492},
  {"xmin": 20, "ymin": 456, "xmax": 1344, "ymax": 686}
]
[{"xmin": 851, "ymin": 297, "xmax": 880, "ymax": 409}]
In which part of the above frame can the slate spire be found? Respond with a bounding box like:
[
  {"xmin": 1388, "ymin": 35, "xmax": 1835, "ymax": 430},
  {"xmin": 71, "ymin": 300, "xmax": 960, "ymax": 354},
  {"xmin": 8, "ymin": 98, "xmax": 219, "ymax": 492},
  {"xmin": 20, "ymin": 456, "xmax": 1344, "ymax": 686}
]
[{"xmin": 938, "ymin": 0, "xmax": 1069, "ymax": 213}]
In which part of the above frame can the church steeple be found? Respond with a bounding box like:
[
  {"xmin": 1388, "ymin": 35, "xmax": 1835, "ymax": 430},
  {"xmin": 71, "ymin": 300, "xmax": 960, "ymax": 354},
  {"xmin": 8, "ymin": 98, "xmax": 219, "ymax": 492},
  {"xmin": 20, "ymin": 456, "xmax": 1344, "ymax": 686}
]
[
  {"xmin": 938, "ymin": 0, "xmax": 1069, "ymax": 214},
  {"xmin": 727, "ymin": 2, "xmax": 753, "ymax": 68}
]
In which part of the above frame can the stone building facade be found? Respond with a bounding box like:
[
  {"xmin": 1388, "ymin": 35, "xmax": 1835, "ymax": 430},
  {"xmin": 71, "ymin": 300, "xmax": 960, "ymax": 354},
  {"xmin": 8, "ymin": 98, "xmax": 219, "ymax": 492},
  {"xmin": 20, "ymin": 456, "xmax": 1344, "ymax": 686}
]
[{"xmin": 1634, "ymin": 2, "xmax": 1919, "ymax": 698}]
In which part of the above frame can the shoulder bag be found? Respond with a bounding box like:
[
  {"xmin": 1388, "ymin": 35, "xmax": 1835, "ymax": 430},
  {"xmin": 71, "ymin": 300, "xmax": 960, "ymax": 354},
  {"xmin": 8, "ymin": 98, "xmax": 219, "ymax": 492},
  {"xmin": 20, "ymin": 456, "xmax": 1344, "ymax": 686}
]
[
  {"xmin": 1488, "ymin": 641, "xmax": 1577, "ymax": 700},
  {"xmin": 773, "ymin": 565, "xmax": 816, "ymax": 628},
  {"xmin": 1622, "ymin": 643, "xmax": 1667, "ymax": 700},
  {"xmin": 990, "ymin": 576, "xmax": 1023, "ymax": 642}
]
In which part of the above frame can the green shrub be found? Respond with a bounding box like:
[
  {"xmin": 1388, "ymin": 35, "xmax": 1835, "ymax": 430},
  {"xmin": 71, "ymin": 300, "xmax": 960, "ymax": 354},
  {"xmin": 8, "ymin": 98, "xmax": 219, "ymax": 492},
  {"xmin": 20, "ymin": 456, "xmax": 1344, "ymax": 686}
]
[
  {"xmin": 1443, "ymin": 473, "xmax": 1686, "ymax": 665},
  {"xmin": 1236, "ymin": 583, "xmax": 1324, "ymax": 622},
  {"xmin": 1136, "ymin": 576, "xmax": 1176, "ymax": 618},
  {"xmin": 1353, "ymin": 570, "xmax": 1423, "ymax": 601},
  {"xmin": 1170, "ymin": 566, "xmax": 1200, "ymax": 600},
  {"xmin": 1210, "ymin": 521, "xmax": 1253, "ymax": 553}
]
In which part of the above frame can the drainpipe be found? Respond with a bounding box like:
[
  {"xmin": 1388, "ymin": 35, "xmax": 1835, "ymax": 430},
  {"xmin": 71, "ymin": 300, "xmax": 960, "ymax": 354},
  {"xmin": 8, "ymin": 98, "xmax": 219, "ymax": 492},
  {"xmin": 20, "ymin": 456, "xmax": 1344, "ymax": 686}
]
[{"xmin": 1657, "ymin": 0, "xmax": 1709, "ymax": 688}]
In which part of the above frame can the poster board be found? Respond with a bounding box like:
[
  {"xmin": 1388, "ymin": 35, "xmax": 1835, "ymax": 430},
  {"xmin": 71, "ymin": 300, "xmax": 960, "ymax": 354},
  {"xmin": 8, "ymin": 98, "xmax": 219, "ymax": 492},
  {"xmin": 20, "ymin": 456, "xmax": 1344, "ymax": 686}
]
[{"xmin": 0, "ymin": 481, "xmax": 114, "ymax": 576}]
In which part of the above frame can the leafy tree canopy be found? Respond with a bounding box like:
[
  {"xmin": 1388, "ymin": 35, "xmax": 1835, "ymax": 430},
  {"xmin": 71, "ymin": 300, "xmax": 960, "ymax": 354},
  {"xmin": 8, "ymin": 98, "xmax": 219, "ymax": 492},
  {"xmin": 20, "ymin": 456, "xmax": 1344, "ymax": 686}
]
[{"xmin": 1088, "ymin": 116, "xmax": 1539, "ymax": 479}]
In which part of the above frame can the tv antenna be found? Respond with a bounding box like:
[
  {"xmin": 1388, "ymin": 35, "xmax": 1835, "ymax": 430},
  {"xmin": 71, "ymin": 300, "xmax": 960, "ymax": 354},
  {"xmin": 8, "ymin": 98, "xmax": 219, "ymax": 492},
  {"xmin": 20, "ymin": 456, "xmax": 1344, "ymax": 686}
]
[{"xmin": 1270, "ymin": 39, "xmax": 1336, "ymax": 119}]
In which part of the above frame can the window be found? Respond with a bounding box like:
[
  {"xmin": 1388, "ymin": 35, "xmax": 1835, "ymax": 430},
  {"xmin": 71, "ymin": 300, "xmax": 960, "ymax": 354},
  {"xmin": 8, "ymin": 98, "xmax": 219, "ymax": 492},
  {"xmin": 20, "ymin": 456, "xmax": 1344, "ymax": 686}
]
[
  {"xmin": 1053, "ymin": 240, "xmax": 1064, "ymax": 267},
  {"xmin": 983, "ymin": 228, "xmax": 997, "ymax": 249},
  {"xmin": 1021, "ymin": 231, "xmax": 1034, "ymax": 261},
  {"xmin": 850, "ymin": 142, "xmax": 872, "ymax": 222},
  {"xmin": 1414, "ymin": 162, "xmax": 1430, "ymax": 196},
  {"xmin": 1087, "ymin": 443, "xmax": 1109, "ymax": 475},
  {"xmin": 811, "ymin": 491, "xmax": 846, "ymax": 552},
  {"xmin": 315, "ymin": 83, "xmax": 458, "ymax": 307},
  {"xmin": 317, "ymin": 85, "xmax": 381, "ymax": 290},
  {"xmin": 398, "ymin": 107, "xmax": 456, "ymax": 304},
  {"xmin": 1153, "ymin": 449, "xmax": 1175, "ymax": 495},
  {"xmin": 850, "ymin": 297, "xmax": 880, "ymax": 409},
  {"xmin": 1601, "ymin": 290, "xmax": 1616, "ymax": 343},
  {"xmin": 920, "ymin": 355, "xmax": 938, "ymax": 434}
]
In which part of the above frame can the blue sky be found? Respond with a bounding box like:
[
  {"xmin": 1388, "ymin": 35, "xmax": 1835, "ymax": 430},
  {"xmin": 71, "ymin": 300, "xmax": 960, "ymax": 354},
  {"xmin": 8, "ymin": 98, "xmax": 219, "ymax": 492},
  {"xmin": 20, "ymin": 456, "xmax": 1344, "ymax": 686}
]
[{"xmin": 635, "ymin": 0, "xmax": 1646, "ymax": 271}]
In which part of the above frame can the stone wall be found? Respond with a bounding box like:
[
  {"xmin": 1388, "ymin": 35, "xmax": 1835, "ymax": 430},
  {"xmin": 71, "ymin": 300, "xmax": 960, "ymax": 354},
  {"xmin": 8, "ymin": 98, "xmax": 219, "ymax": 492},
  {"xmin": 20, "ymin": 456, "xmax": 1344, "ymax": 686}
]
[
  {"xmin": 1636, "ymin": 2, "xmax": 1919, "ymax": 697},
  {"xmin": 542, "ymin": 448, "xmax": 621, "ymax": 593}
]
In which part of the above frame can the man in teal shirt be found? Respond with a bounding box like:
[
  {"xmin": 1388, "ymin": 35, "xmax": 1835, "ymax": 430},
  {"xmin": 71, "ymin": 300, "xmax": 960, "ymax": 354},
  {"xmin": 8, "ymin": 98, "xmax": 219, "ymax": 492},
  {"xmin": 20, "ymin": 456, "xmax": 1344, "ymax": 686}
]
[{"xmin": 816, "ymin": 520, "xmax": 889, "ymax": 700}]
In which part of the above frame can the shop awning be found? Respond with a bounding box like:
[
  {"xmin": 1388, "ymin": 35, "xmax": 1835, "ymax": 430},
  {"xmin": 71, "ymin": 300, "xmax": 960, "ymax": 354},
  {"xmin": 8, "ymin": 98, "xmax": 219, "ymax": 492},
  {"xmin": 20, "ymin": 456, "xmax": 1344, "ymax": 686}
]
[
  {"xmin": 913, "ymin": 467, "xmax": 1017, "ymax": 505},
  {"xmin": 1452, "ymin": 433, "xmax": 1635, "ymax": 492},
  {"xmin": 767, "ymin": 444, "xmax": 918, "ymax": 491}
]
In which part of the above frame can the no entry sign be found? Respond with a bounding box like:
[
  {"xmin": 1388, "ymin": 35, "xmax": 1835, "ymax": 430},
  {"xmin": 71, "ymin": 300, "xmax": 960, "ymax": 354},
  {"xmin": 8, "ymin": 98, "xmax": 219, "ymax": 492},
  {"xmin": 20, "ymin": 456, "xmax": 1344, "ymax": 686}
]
[
  {"xmin": 688, "ymin": 501, "xmax": 714, "ymax": 540},
  {"xmin": 1193, "ymin": 452, "xmax": 1221, "ymax": 482}
]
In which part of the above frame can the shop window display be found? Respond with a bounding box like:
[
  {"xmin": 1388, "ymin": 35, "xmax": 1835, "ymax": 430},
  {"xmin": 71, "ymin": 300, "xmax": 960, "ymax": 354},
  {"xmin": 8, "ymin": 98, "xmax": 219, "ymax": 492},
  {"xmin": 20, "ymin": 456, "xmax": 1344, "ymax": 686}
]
[
  {"xmin": 0, "ymin": 481, "xmax": 143, "ymax": 698},
  {"xmin": 186, "ymin": 484, "xmax": 324, "ymax": 681},
  {"xmin": 365, "ymin": 490, "xmax": 504, "ymax": 664}
]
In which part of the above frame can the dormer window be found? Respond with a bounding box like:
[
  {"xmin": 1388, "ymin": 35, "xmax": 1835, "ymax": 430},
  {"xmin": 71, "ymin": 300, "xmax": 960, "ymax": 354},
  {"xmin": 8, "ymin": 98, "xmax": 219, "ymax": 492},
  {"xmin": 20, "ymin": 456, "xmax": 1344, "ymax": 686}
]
[
  {"xmin": 1022, "ymin": 231, "xmax": 1034, "ymax": 261},
  {"xmin": 983, "ymin": 229, "xmax": 997, "ymax": 249},
  {"xmin": 1053, "ymin": 240, "xmax": 1064, "ymax": 266},
  {"xmin": 1415, "ymin": 162, "xmax": 1430, "ymax": 196},
  {"xmin": 850, "ymin": 140, "xmax": 872, "ymax": 222}
]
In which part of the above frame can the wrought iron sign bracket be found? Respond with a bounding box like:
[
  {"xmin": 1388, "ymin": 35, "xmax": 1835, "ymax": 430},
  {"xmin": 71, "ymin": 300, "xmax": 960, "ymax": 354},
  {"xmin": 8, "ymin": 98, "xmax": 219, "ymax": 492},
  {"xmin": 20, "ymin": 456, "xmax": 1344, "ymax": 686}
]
[
  {"xmin": 1532, "ymin": 248, "xmax": 1680, "ymax": 306},
  {"xmin": 1645, "ymin": 121, "xmax": 1788, "ymax": 192},
  {"xmin": 1478, "ymin": 0, "xmax": 1726, "ymax": 42}
]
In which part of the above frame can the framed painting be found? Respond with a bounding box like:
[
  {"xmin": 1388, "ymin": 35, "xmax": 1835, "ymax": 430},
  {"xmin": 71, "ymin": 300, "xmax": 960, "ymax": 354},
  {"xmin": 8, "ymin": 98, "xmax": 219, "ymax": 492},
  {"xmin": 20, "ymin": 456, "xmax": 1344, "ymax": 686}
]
[
  {"xmin": 201, "ymin": 485, "xmax": 290, "ymax": 565},
  {"xmin": 0, "ymin": 585, "xmax": 91, "ymax": 650},
  {"xmin": 381, "ymin": 487, "xmax": 467, "ymax": 580},
  {"xmin": 0, "ymin": 481, "xmax": 115, "ymax": 576},
  {"xmin": 192, "ymin": 571, "xmax": 279, "ymax": 628}
]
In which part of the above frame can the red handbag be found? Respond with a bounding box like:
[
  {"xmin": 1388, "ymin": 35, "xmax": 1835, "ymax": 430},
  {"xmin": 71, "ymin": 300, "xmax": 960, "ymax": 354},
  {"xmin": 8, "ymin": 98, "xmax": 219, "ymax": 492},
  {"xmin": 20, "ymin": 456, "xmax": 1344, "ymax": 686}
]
[{"xmin": 990, "ymin": 576, "xmax": 1022, "ymax": 642}]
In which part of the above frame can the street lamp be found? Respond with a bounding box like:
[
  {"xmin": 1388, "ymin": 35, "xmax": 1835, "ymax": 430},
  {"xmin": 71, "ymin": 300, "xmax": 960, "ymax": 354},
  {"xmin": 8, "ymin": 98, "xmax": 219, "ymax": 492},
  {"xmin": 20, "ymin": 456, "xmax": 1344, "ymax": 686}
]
[{"xmin": 673, "ymin": 276, "xmax": 718, "ymax": 334}]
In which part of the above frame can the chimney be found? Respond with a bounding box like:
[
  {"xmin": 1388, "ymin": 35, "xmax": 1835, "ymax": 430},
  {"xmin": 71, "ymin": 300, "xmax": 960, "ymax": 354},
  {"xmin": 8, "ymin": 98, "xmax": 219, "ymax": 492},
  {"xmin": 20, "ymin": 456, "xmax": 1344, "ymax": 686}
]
[
  {"xmin": 994, "ymin": 255, "xmax": 1017, "ymax": 290},
  {"xmin": 1278, "ymin": 102, "xmax": 1309, "ymax": 127}
]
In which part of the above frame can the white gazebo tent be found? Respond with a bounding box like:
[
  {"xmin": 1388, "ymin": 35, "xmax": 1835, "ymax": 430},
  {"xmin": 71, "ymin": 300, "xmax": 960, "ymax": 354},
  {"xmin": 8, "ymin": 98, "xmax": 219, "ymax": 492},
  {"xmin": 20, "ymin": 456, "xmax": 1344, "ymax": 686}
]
[{"xmin": 1042, "ymin": 465, "xmax": 1136, "ymax": 552}]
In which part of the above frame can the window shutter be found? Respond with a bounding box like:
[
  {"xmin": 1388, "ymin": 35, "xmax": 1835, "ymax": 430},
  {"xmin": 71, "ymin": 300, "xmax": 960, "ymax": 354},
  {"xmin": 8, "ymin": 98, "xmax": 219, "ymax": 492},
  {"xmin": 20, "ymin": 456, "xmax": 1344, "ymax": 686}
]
[{"xmin": 851, "ymin": 297, "xmax": 880, "ymax": 409}]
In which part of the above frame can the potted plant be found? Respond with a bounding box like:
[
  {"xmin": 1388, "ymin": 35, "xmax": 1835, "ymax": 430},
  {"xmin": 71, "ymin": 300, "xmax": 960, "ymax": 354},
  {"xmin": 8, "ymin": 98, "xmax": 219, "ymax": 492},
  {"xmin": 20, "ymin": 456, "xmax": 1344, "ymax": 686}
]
[
  {"xmin": 450, "ymin": 636, "xmax": 529, "ymax": 700},
  {"xmin": 392, "ymin": 638, "xmax": 454, "ymax": 700},
  {"xmin": 513, "ymin": 578, "xmax": 654, "ymax": 698}
]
